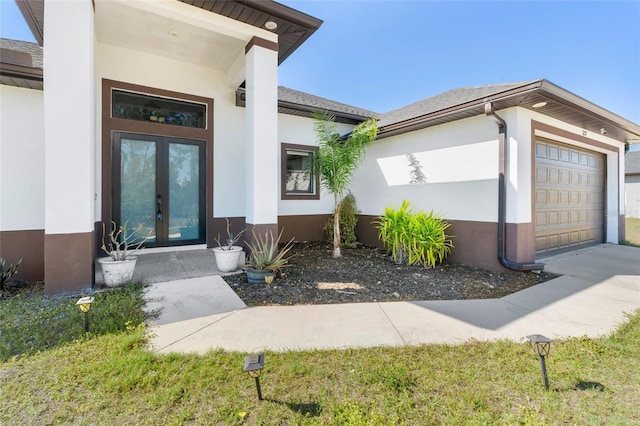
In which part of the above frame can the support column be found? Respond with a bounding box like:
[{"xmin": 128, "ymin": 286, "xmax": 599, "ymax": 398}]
[
  {"xmin": 43, "ymin": 0, "xmax": 95, "ymax": 294},
  {"xmin": 245, "ymin": 37, "xmax": 279, "ymax": 238}
]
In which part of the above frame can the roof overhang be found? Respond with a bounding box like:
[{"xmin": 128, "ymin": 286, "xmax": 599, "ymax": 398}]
[
  {"xmin": 378, "ymin": 80, "xmax": 640, "ymax": 144},
  {"xmin": 15, "ymin": 0, "xmax": 321, "ymax": 66},
  {"xmin": 179, "ymin": 0, "xmax": 322, "ymax": 65},
  {"xmin": 235, "ymin": 88, "xmax": 373, "ymax": 124},
  {"xmin": 0, "ymin": 46, "xmax": 43, "ymax": 89}
]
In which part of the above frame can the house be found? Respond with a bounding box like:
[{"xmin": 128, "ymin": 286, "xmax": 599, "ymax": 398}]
[
  {"xmin": 626, "ymin": 151, "xmax": 640, "ymax": 219},
  {"xmin": 1, "ymin": 0, "xmax": 639, "ymax": 294}
]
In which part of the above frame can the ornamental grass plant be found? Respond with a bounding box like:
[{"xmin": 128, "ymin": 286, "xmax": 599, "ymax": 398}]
[{"xmin": 376, "ymin": 200, "xmax": 453, "ymax": 268}]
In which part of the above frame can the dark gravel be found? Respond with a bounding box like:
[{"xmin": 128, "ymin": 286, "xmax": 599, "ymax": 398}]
[{"xmin": 223, "ymin": 241, "xmax": 558, "ymax": 306}]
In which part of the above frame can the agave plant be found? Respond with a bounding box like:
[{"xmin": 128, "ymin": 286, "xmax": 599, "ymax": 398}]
[{"xmin": 245, "ymin": 229, "xmax": 295, "ymax": 272}]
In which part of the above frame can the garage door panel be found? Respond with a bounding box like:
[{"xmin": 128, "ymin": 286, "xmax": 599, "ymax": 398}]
[{"xmin": 535, "ymin": 138, "xmax": 605, "ymax": 256}]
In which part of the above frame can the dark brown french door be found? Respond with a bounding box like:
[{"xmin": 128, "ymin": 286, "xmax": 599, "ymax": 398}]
[{"xmin": 112, "ymin": 132, "xmax": 206, "ymax": 247}]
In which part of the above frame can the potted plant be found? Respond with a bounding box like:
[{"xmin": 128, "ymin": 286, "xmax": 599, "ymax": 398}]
[
  {"xmin": 98, "ymin": 221, "xmax": 151, "ymax": 287},
  {"xmin": 244, "ymin": 229, "xmax": 295, "ymax": 284},
  {"xmin": 212, "ymin": 218, "xmax": 246, "ymax": 273}
]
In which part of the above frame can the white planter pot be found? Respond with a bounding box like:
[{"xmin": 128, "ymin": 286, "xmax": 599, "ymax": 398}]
[
  {"xmin": 212, "ymin": 246, "xmax": 243, "ymax": 272},
  {"xmin": 98, "ymin": 256, "xmax": 137, "ymax": 288}
]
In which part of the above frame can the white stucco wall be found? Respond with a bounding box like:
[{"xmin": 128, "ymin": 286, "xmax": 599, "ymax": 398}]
[
  {"xmin": 245, "ymin": 43, "xmax": 278, "ymax": 225},
  {"xmin": 94, "ymin": 41, "xmax": 247, "ymax": 219},
  {"xmin": 278, "ymin": 114, "xmax": 354, "ymax": 216},
  {"xmin": 0, "ymin": 86, "xmax": 44, "ymax": 230},
  {"xmin": 352, "ymin": 114, "xmax": 501, "ymax": 222},
  {"xmin": 44, "ymin": 0, "xmax": 95, "ymax": 234},
  {"xmin": 625, "ymin": 176, "xmax": 640, "ymax": 218}
]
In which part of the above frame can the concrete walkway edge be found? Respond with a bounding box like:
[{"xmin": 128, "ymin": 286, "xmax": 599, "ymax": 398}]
[{"xmin": 145, "ymin": 244, "xmax": 640, "ymax": 354}]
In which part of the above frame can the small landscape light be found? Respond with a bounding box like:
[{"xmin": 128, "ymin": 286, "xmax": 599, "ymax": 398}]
[
  {"xmin": 76, "ymin": 296, "xmax": 95, "ymax": 333},
  {"xmin": 243, "ymin": 353, "xmax": 265, "ymax": 400},
  {"xmin": 526, "ymin": 334, "xmax": 552, "ymax": 390}
]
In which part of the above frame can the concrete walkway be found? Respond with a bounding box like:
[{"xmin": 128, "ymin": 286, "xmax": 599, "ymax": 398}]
[{"xmin": 142, "ymin": 244, "xmax": 640, "ymax": 354}]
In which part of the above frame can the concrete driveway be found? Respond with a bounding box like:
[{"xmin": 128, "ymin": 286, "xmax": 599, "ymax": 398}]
[{"xmin": 143, "ymin": 244, "xmax": 640, "ymax": 354}]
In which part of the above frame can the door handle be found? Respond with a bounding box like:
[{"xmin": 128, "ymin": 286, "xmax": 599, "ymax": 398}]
[{"xmin": 157, "ymin": 194, "xmax": 163, "ymax": 221}]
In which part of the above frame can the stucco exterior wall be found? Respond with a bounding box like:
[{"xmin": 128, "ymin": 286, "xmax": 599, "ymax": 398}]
[
  {"xmin": 352, "ymin": 114, "xmax": 501, "ymax": 222},
  {"xmin": 626, "ymin": 175, "xmax": 640, "ymax": 218},
  {"xmin": 0, "ymin": 85, "xmax": 44, "ymax": 231}
]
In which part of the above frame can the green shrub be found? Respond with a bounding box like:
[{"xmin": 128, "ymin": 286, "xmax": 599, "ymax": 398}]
[
  {"xmin": 375, "ymin": 200, "xmax": 453, "ymax": 268},
  {"xmin": 324, "ymin": 194, "xmax": 359, "ymax": 247},
  {"xmin": 1, "ymin": 257, "xmax": 21, "ymax": 292}
]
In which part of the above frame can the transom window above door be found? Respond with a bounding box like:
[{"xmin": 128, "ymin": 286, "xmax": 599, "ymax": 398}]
[
  {"xmin": 112, "ymin": 90, "xmax": 207, "ymax": 129},
  {"xmin": 281, "ymin": 143, "xmax": 320, "ymax": 200}
]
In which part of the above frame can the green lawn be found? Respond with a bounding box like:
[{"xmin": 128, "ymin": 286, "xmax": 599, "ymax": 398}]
[
  {"xmin": 1, "ymin": 285, "xmax": 639, "ymax": 425},
  {"xmin": 625, "ymin": 217, "xmax": 640, "ymax": 246}
]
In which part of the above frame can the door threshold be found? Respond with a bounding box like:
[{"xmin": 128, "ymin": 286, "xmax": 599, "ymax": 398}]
[{"xmin": 137, "ymin": 244, "xmax": 208, "ymax": 255}]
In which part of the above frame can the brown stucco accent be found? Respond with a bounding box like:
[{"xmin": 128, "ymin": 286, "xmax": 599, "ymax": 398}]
[
  {"xmin": 210, "ymin": 216, "xmax": 247, "ymax": 248},
  {"xmin": 245, "ymin": 37, "xmax": 279, "ymax": 54},
  {"xmin": 278, "ymin": 214, "xmax": 330, "ymax": 242},
  {"xmin": 245, "ymin": 223, "xmax": 279, "ymax": 249},
  {"xmin": 356, "ymin": 215, "xmax": 382, "ymax": 248},
  {"xmin": 505, "ymin": 222, "xmax": 535, "ymax": 263},
  {"xmin": 101, "ymin": 79, "xmax": 215, "ymax": 247},
  {"xmin": 44, "ymin": 231, "xmax": 95, "ymax": 294},
  {"xmin": 619, "ymin": 214, "xmax": 626, "ymax": 242},
  {"xmin": 280, "ymin": 143, "xmax": 320, "ymax": 200},
  {"xmin": 0, "ymin": 229, "xmax": 44, "ymax": 281}
]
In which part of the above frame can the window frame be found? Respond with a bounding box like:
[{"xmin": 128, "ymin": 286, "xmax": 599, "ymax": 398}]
[{"xmin": 281, "ymin": 143, "xmax": 320, "ymax": 200}]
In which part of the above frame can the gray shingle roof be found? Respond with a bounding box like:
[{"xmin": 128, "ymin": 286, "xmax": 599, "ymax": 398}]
[
  {"xmin": 377, "ymin": 81, "xmax": 537, "ymax": 127},
  {"xmin": 626, "ymin": 151, "xmax": 640, "ymax": 175},
  {"xmin": 278, "ymin": 86, "xmax": 378, "ymax": 119},
  {"xmin": 0, "ymin": 38, "xmax": 42, "ymax": 68}
]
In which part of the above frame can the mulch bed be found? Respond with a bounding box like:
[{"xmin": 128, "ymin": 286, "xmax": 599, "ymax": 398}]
[{"xmin": 223, "ymin": 241, "xmax": 558, "ymax": 306}]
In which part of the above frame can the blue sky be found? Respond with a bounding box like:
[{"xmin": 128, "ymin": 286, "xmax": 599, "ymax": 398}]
[{"xmin": 2, "ymin": 0, "xmax": 639, "ymax": 123}]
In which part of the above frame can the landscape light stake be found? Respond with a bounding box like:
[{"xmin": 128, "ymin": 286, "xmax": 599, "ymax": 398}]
[
  {"xmin": 76, "ymin": 296, "xmax": 95, "ymax": 333},
  {"xmin": 243, "ymin": 353, "xmax": 265, "ymax": 401},
  {"xmin": 526, "ymin": 334, "xmax": 552, "ymax": 390}
]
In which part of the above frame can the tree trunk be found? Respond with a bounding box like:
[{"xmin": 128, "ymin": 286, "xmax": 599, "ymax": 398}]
[{"xmin": 333, "ymin": 193, "xmax": 341, "ymax": 257}]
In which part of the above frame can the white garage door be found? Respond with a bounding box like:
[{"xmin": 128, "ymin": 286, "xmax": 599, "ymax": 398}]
[{"xmin": 534, "ymin": 138, "xmax": 605, "ymax": 255}]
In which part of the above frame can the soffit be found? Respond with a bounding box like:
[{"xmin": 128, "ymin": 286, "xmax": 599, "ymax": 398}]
[
  {"xmin": 95, "ymin": 1, "xmax": 254, "ymax": 72},
  {"xmin": 18, "ymin": 0, "xmax": 321, "ymax": 67},
  {"xmin": 179, "ymin": 0, "xmax": 322, "ymax": 65}
]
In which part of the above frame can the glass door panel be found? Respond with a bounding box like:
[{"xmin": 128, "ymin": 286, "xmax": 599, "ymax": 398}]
[
  {"xmin": 114, "ymin": 133, "xmax": 205, "ymax": 247},
  {"xmin": 120, "ymin": 138, "xmax": 157, "ymax": 244},
  {"xmin": 168, "ymin": 143, "xmax": 201, "ymax": 241}
]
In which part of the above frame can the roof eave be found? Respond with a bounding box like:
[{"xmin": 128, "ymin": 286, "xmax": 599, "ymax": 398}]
[
  {"xmin": 0, "ymin": 62, "xmax": 43, "ymax": 81},
  {"xmin": 377, "ymin": 81, "xmax": 543, "ymax": 139},
  {"xmin": 538, "ymin": 80, "xmax": 640, "ymax": 142},
  {"xmin": 235, "ymin": 0, "xmax": 322, "ymax": 64},
  {"xmin": 378, "ymin": 80, "xmax": 640, "ymax": 143},
  {"xmin": 15, "ymin": 0, "xmax": 43, "ymax": 46}
]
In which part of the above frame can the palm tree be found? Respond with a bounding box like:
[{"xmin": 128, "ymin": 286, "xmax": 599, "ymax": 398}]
[{"xmin": 314, "ymin": 111, "xmax": 378, "ymax": 257}]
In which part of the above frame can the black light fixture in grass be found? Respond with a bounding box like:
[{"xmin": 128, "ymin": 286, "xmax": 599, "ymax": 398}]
[
  {"xmin": 526, "ymin": 334, "xmax": 552, "ymax": 390},
  {"xmin": 76, "ymin": 296, "xmax": 95, "ymax": 333},
  {"xmin": 243, "ymin": 353, "xmax": 265, "ymax": 401}
]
